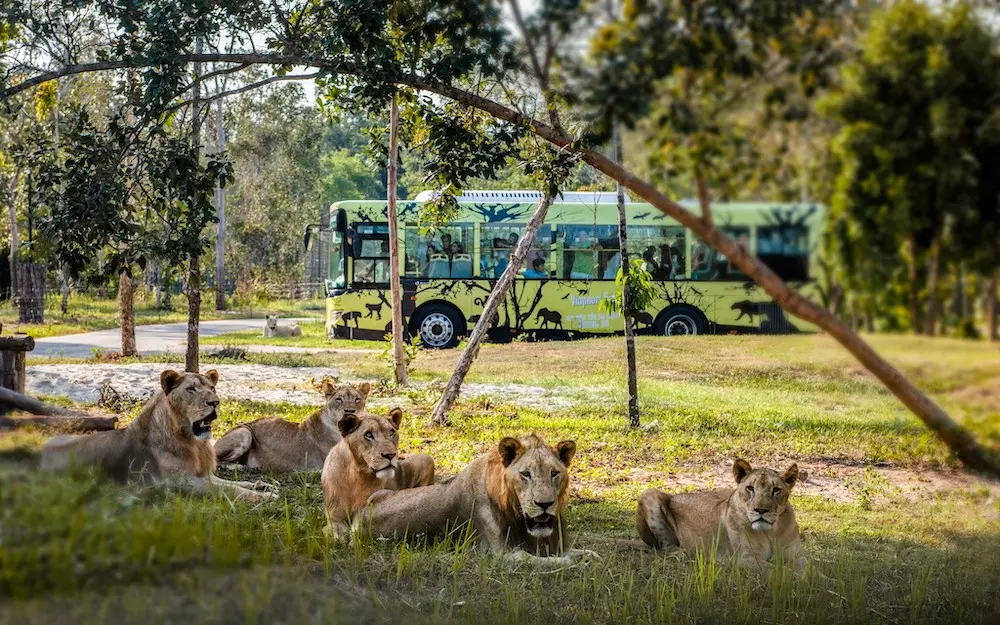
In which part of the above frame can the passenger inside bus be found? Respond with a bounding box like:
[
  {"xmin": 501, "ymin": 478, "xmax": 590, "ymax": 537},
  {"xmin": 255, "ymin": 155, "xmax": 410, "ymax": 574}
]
[
  {"xmin": 524, "ymin": 258, "xmax": 548, "ymax": 279},
  {"xmin": 564, "ymin": 229, "xmax": 602, "ymax": 279}
]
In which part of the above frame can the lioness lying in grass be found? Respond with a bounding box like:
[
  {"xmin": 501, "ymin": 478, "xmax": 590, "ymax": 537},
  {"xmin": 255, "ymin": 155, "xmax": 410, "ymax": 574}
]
[
  {"xmin": 40, "ymin": 370, "xmax": 275, "ymax": 502},
  {"xmin": 214, "ymin": 380, "xmax": 369, "ymax": 471},
  {"xmin": 636, "ymin": 458, "xmax": 806, "ymax": 572}
]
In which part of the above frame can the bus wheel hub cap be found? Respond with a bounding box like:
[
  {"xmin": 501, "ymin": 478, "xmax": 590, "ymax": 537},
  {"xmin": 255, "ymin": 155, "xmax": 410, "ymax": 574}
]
[
  {"xmin": 421, "ymin": 313, "xmax": 454, "ymax": 346},
  {"xmin": 666, "ymin": 316, "xmax": 696, "ymax": 336}
]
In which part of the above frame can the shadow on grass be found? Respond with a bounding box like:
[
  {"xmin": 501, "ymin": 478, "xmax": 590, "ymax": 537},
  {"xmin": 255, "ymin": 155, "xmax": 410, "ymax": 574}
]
[{"xmin": 1, "ymin": 468, "xmax": 998, "ymax": 625}]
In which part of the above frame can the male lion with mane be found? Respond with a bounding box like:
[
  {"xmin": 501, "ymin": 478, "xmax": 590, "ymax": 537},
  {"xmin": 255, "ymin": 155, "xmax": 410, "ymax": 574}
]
[
  {"xmin": 40, "ymin": 369, "xmax": 274, "ymax": 502},
  {"xmin": 322, "ymin": 407, "xmax": 435, "ymax": 538},
  {"xmin": 354, "ymin": 434, "xmax": 594, "ymax": 565},
  {"xmin": 214, "ymin": 380, "xmax": 370, "ymax": 471},
  {"xmin": 636, "ymin": 458, "xmax": 806, "ymax": 572}
]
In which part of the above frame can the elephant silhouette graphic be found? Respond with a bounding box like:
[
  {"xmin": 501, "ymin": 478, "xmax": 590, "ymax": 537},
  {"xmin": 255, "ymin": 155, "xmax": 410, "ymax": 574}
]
[{"xmin": 535, "ymin": 308, "xmax": 563, "ymax": 330}]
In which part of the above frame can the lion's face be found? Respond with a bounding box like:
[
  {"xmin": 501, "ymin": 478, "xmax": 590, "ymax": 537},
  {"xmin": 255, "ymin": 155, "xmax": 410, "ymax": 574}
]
[
  {"xmin": 732, "ymin": 459, "xmax": 798, "ymax": 531},
  {"xmin": 266, "ymin": 315, "xmax": 277, "ymax": 329},
  {"xmin": 321, "ymin": 380, "xmax": 370, "ymax": 421},
  {"xmin": 499, "ymin": 435, "xmax": 576, "ymax": 538},
  {"xmin": 338, "ymin": 408, "xmax": 402, "ymax": 480},
  {"xmin": 161, "ymin": 369, "xmax": 221, "ymax": 441}
]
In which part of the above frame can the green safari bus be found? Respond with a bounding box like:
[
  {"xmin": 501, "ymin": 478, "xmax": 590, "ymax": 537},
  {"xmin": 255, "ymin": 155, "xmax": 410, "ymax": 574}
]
[{"xmin": 318, "ymin": 190, "xmax": 824, "ymax": 348}]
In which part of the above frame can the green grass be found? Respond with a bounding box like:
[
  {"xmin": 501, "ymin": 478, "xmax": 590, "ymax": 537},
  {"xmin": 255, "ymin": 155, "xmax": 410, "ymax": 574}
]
[
  {"xmin": 0, "ymin": 292, "xmax": 325, "ymax": 338},
  {"xmin": 3, "ymin": 333, "xmax": 1000, "ymax": 623},
  {"xmin": 201, "ymin": 319, "xmax": 378, "ymax": 350}
]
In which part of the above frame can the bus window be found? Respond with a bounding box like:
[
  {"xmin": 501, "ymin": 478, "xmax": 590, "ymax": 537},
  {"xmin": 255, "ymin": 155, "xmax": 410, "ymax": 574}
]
[
  {"xmin": 692, "ymin": 227, "xmax": 748, "ymax": 281},
  {"xmin": 403, "ymin": 224, "xmax": 474, "ymax": 279},
  {"xmin": 329, "ymin": 230, "xmax": 347, "ymax": 291},
  {"xmin": 758, "ymin": 225, "xmax": 809, "ymax": 281},
  {"xmin": 560, "ymin": 225, "xmax": 619, "ymax": 280},
  {"xmin": 481, "ymin": 225, "xmax": 552, "ymax": 278},
  {"xmin": 354, "ymin": 223, "xmax": 390, "ymax": 285},
  {"xmin": 627, "ymin": 226, "xmax": 686, "ymax": 280}
]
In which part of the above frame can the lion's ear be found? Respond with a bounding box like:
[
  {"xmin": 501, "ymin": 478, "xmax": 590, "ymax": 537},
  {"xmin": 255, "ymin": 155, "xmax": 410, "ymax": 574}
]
[
  {"xmin": 357, "ymin": 381, "xmax": 372, "ymax": 397},
  {"xmin": 160, "ymin": 370, "xmax": 184, "ymax": 393},
  {"xmin": 499, "ymin": 437, "xmax": 522, "ymax": 467},
  {"xmin": 732, "ymin": 458, "xmax": 752, "ymax": 484},
  {"xmin": 320, "ymin": 378, "xmax": 337, "ymax": 396},
  {"xmin": 388, "ymin": 407, "xmax": 403, "ymax": 429},
  {"xmin": 338, "ymin": 414, "xmax": 361, "ymax": 438},
  {"xmin": 205, "ymin": 369, "xmax": 220, "ymax": 385},
  {"xmin": 555, "ymin": 440, "xmax": 576, "ymax": 467},
  {"xmin": 782, "ymin": 463, "xmax": 799, "ymax": 488}
]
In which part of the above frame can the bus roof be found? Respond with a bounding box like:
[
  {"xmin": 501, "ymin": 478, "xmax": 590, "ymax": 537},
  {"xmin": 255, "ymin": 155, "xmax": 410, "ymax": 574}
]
[
  {"xmin": 331, "ymin": 197, "xmax": 825, "ymax": 228},
  {"xmin": 413, "ymin": 190, "xmax": 632, "ymax": 204}
]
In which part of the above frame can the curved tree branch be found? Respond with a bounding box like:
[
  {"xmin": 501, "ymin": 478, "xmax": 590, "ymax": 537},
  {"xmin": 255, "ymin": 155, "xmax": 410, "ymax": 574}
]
[{"xmin": 3, "ymin": 52, "xmax": 996, "ymax": 475}]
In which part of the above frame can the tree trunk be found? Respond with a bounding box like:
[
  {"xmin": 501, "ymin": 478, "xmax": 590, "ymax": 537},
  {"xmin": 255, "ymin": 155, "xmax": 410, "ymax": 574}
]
[
  {"xmin": 431, "ymin": 194, "xmax": 554, "ymax": 425},
  {"xmin": 908, "ymin": 236, "xmax": 922, "ymax": 334},
  {"xmin": 7, "ymin": 167, "xmax": 20, "ymax": 299},
  {"xmin": 58, "ymin": 264, "xmax": 70, "ymax": 315},
  {"xmin": 387, "ymin": 93, "xmax": 407, "ymax": 386},
  {"xmin": 850, "ymin": 298, "xmax": 859, "ymax": 332},
  {"xmin": 988, "ymin": 273, "xmax": 998, "ymax": 342},
  {"xmin": 924, "ymin": 238, "xmax": 940, "ymax": 336},
  {"xmin": 186, "ymin": 256, "xmax": 201, "ymax": 373},
  {"xmin": 556, "ymin": 139, "xmax": 996, "ymax": 474},
  {"xmin": 186, "ymin": 35, "xmax": 204, "ymax": 373},
  {"xmin": 119, "ymin": 270, "xmax": 137, "ymax": 356},
  {"xmin": 16, "ymin": 263, "xmax": 44, "ymax": 324},
  {"xmin": 864, "ymin": 306, "xmax": 875, "ymax": 334},
  {"xmin": 215, "ymin": 95, "xmax": 227, "ymax": 312},
  {"xmin": 614, "ymin": 127, "xmax": 639, "ymax": 428},
  {"xmin": 97, "ymin": 250, "xmax": 108, "ymax": 299}
]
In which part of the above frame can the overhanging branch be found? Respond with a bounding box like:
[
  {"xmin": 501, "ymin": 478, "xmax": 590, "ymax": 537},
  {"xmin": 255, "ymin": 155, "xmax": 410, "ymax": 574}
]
[{"xmin": 2, "ymin": 51, "xmax": 996, "ymax": 474}]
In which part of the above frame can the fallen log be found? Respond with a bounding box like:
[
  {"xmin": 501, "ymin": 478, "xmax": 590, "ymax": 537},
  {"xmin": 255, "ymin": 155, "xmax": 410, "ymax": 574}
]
[{"xmin": 0, "ymin": 386, "xmax": 119, "ymax": 431}]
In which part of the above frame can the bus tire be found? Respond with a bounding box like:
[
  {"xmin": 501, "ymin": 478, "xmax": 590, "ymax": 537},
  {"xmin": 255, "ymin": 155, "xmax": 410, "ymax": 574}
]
[
  {"xmin": 654, "ymin": 305, "xmax": 707, "ymax": 337},
  {"xmin": 412, "ymin": 303, "xmax": 466, "ymax": 349}
]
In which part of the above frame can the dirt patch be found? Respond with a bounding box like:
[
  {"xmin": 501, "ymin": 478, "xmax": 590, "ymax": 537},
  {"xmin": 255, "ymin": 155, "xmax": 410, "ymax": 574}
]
[
  {"xmin": 25, "ymin": 363, "xmax": 592, "ymax": 412},
  {"xmin": 608, "ymin": 457, "xmax": 1000, "ymax": 505}
]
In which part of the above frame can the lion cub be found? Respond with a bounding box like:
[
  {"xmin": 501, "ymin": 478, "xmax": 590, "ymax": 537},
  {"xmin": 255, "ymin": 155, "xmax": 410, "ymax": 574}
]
[
  {"xmin": 636, "ymin": 459, "xmax": 805, "ymax": 572},
  {"xmin": 214, "ymin": 380, "xmax": 370, "ymax": 471},
  {"xmin": 322, "ymin": 408, "xmax": 435, "ymax": 538},
  {"xmin": 40, "ymin": 369, "xmax": 273, "ymax": 502},
  {"xmin": 263, "ymin": 315, "xmax": 302, "ymax": 337}
]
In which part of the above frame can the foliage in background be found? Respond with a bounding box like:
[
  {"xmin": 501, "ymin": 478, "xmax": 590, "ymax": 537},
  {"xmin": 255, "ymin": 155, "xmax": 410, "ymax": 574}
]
[
  {"xmin": 600, "ymin": 258, "xmax": 657, "ymax": 318},
  {"xmin": 823, "ymin": 0, "xmax": 1000, "ymax": 334}
]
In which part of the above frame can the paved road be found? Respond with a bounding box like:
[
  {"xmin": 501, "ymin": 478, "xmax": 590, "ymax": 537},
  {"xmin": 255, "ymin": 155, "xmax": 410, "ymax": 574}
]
[{"xmin": 32, "ymin": 318, "xmax": 321, "ymax": 358}]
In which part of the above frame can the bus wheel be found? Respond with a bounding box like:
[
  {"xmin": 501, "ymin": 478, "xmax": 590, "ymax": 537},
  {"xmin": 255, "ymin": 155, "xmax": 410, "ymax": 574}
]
[
  {"xmin": 413, "ymin": 304, "xmax": 465, "ymax": 349},
  {"xmin": 655, "ymin": 305, "xmax": 706, "ymax": 337}
]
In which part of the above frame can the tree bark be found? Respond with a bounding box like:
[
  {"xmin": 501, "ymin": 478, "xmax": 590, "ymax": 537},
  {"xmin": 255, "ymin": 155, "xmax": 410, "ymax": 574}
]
[
  {"xmin": 186, "ymin": 35, "xmax": 204, "ymax": 373},
  {"xmin": 924, "ymin": 238, "xmax": 940, "ymax": 336},
  {"xmin": 988, "ymin": 273, "xmax": 998, "ymax": 342},
  {"xmin": 614, "ymin": 127, "xmax": 639, "ymax": 428},
  {"xmin": 215, "ymin": 95, "xmax": 227, "ymax": 311},
  {"xmin": 0, "ymin": 387, "xmax": 118, "ymax": 431},
  {"xmin": 186, "ymin": 256, "xmax": 201, "ymax": 373},
  {"xmin": 431, "ymin": 194, "xmax": 554, "ymax": 425},
  {"xmin": 119, "ymin": 270, "xmax": 137, "ymax": 356},
  {"xmin": 387, "ymin": 93, "xmax": 407, "ymax": 386}
]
